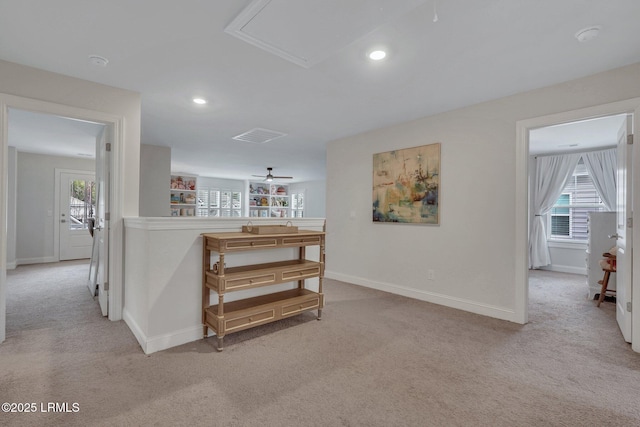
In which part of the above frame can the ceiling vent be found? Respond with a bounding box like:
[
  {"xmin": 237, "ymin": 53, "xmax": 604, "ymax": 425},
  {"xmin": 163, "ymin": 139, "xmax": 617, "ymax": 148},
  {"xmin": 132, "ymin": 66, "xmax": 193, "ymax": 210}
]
[
  {"xmin": 225, "ymin": 0, "xmax": 427, "ymax": 68},
  {"xmin": 232, "ymin": 127, "xmax": 287, "ymax": 144}
]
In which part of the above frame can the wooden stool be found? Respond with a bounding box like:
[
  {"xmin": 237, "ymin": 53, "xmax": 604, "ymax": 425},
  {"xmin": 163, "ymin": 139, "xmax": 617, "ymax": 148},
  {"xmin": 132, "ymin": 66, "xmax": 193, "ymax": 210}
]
[{"xmin": 596, "ymin": 253, "xmax": 616, "ymax": 307}]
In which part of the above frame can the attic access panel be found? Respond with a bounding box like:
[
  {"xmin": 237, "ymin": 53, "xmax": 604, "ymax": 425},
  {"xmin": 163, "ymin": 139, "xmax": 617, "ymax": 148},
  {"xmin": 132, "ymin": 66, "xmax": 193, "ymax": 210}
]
[{"xmin": 225, "ymin": 0, "xmax": 428, "ymax": 68}]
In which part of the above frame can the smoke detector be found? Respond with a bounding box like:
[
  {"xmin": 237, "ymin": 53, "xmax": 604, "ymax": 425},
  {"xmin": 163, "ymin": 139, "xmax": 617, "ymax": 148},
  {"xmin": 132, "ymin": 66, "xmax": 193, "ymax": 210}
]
[
  {"xmin": 575, "ymin": 26, "xmax": 601, "ymax": 42},
  {"xmin": 89, "ymin": 55, "xmax": 109, "ymax": 67}
]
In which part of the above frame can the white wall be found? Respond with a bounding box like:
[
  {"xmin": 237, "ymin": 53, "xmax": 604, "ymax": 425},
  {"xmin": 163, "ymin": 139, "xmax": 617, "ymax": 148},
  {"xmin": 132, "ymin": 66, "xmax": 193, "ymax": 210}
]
[
  {"xmin": 15, "ymin": 152, "xmax": 94, "ymax": 264},
  {"xmin": 289, "ymin": 180, "xmax": 326, "ymax": 218},
  {"xmin": 544, "ymin": 243, "xmax": 587, "ymax": 275},
  {"xmin": 139, "ymin": 144, "xmax": 171, "ymax": 217},
  {"xmin": 198, "ymin": 176, "xmax": 245, "ymax": 192},
  {"xmin": 326, "ymin": 62, "xmax": 640, "ymax": 323}
]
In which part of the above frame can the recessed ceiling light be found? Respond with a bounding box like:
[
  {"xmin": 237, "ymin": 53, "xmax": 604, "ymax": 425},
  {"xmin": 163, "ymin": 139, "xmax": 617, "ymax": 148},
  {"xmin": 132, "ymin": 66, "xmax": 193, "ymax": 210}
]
[
  {"xmin": 575, "ymin": 26, "xmax": 601, "ymax": 42},
  {"xmin": 368, "ymin": 50, "xmax": 387, "ymax": 61},
  {"xmin": 192, "ymin": 97, "xmax": 207, "ymax": 105}
]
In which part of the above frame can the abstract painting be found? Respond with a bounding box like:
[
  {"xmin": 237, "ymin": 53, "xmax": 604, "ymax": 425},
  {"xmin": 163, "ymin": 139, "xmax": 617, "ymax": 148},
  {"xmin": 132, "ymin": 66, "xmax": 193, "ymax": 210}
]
[{"xmin": 372, "ymin": 143, "xmax": 440, "ymax": 224}]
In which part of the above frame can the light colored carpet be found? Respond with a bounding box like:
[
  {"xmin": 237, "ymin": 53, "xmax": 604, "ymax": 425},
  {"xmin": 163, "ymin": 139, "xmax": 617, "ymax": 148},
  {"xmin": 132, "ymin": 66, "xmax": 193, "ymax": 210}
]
[{"xmin": 1, "ymin": 262, "xmax": 640, "ymax": 426}]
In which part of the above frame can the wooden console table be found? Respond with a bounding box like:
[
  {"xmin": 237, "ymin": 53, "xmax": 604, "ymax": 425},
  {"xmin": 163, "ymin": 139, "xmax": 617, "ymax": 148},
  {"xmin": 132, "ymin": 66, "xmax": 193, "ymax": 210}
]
[{"xmin": 202, "ymin": 230, "xmax": 325, "ymax": 351}]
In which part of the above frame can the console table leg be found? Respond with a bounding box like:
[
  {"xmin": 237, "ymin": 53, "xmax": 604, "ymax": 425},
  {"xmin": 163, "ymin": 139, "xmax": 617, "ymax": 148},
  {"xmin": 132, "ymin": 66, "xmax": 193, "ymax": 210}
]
[
  {"xmin": 217, "ymin": 336, "xmax": 224, "ymax": 352},
  {"xmin": 317, "ymin": 309, "xmax": 322, "ymax": 320}
]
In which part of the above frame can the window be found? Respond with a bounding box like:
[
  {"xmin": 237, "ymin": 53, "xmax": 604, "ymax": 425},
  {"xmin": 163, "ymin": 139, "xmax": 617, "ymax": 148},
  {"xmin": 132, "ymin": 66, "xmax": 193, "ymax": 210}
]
[
  {"xmin": 550, "ymin": 193, "xmax": 570, "ymax": 237},
  {"xmin": 197, "ymin": 188, "xmax": 241, "ymax": 217},
  {"xmin": 548, "ymin": 159, "xmax": 606, "ymax": 241},
  {"xmin": 291, "ymin": 192, "xmax": 305, "ymax": 218}
]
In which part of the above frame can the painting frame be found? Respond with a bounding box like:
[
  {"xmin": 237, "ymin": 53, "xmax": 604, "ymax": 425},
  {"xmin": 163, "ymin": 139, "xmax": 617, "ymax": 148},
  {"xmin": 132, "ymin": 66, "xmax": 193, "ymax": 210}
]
[{"xmin": 372, "ymin": 143, "xmax": 441, "ymax": 225}]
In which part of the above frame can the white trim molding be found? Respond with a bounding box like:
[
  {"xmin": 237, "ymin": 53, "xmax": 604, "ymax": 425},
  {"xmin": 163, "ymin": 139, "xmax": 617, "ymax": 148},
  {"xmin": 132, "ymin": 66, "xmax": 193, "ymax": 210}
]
[
  {"xmin": 547, "ymin": 240, "xmax": 588, "ymax": 250},
  {"xmin": 0, "ymin": 97, "xmax": 7, "ymax": 343},
  {"xmin": 538, "ymin": 265, "xmax": 587, "ymax": 275},
  {"xmin": 124, "ymin": 216, "xmax": 327, "ymax": 231},
  {"xmin": 325, "ymin": 271, "xmax": 519, "ymax": 323},
  {"xmin": 16, "ymin": 257, "xmax": 58, "ymax": 266},
  {"xmin": 124, "ymin": 307, "xmax": 204, "ymax": 355}
]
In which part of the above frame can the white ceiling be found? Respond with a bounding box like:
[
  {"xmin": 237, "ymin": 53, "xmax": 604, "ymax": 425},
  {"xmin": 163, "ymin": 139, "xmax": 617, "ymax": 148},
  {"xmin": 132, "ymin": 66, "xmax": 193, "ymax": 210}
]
[
  {"xmin": 2, "ymin": 0, "xmax": 639, "ymax": 182},
  {"xmin": 8, "ymin": 109, "xmax": 104, "ymax": 159},
  {"xmin": 529, "ymin": 114, "xmax": 627, "ymax": 156},
  {"xmin": 225, "ymin": 0, "xmax": 430, "ymax": 68}
]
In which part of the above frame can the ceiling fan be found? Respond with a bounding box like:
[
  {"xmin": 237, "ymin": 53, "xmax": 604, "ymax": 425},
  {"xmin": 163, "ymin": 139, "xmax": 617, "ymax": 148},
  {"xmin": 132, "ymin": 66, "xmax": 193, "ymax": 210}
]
[{"xmin": 252, "ymin": 167, "xmax": 293, "ymax": 182}]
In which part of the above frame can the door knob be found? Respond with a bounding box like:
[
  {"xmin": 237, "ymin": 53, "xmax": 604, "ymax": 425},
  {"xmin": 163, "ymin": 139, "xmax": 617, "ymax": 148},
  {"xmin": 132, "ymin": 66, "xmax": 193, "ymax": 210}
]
[{"xmin": 608, "ymin": 234, "xmax": 619, "ymax": 239}]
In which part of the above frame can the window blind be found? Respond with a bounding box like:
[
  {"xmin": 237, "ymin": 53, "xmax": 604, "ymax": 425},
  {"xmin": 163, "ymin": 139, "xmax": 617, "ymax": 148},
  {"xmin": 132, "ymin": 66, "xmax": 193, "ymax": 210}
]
[{"xmin": 549, "ymin": 159, "xmax": 605, "ymax": 240}]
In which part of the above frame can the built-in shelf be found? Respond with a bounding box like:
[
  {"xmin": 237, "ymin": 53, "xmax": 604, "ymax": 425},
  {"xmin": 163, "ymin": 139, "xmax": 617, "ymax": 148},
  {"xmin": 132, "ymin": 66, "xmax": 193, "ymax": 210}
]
[{"xmin": 170, "ymin": 174, "xmax": 197, "ymax": 216}]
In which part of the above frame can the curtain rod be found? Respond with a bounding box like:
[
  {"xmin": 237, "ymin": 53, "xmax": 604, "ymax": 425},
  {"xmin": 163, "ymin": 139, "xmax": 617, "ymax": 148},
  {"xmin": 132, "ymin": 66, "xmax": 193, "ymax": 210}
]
[{"xmin": 532, "ymin": 145, "xmax": 616, "ymax": 159}]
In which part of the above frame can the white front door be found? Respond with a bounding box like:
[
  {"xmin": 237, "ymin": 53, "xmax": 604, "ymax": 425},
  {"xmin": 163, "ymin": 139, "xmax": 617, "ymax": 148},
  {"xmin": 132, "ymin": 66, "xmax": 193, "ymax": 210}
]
[
  {"xmin": 616, "ymin": 115, "xmax": 633, "ymax": 342},
  {"xmin": 59, "ymin": 172, "xmax": 95, "ymax": 261}
]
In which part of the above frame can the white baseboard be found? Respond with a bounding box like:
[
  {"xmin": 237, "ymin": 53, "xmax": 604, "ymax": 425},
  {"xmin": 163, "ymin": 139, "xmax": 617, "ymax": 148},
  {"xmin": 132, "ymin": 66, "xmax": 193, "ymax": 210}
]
[
  {"xmin": 325, "ymin": 270, "xmax": 519, "ymax": 323},
  {"xmin": 16, "ymin": 256, "xmax": 57, "ymax": 266},
  {"xmin": 123, "ymin": 309, "xmax": 148, "ymax": 353},
  {"xmin": 144, "ymin": 325, "xmax": 204, "ymax": 355},
  {"xmin": 6, "ymin": 260, "xmax": 16, "ymax": 270},
  {"xmin": 123, "ymin": 309, "xmax": 204, "ymax": 355},
  {"xmin": 540, "ymin": 264, "xmax": 587, "ymax": 275},
  {"xmin": 123, "ymin": 270, "xmax": 523, "ymax": 354}
]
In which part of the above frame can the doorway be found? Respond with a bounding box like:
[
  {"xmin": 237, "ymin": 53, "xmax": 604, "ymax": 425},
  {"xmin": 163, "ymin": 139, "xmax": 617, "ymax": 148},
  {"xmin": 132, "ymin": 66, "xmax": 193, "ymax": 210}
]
[
  {"xmin": 528, "ymin": 115, "xmax": 625, "ymax": 338},
  {"xmin": 529, "ymin": 115, "xmax": 624, "ymax": 273},
  {"xmin": 6, "ymin": 110, "xmax": 106, "ymax": 325},
  {"xmin": 515, "ymin": 98, "xmax": 640, "ymax": 352},
  {"xmin": 1, "ymin": 93, "xmax": 125, "ymax": 343}
]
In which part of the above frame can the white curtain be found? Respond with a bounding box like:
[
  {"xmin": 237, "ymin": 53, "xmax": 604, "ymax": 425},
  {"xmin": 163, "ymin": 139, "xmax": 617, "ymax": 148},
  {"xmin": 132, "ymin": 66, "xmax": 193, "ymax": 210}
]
[
  {"xmin": 582, "ymin": 148, "xmax": 617, "ymax": 211},
  {"xmin": 530, "ymin": 153, "xmax": 581, "ymax": 268}
]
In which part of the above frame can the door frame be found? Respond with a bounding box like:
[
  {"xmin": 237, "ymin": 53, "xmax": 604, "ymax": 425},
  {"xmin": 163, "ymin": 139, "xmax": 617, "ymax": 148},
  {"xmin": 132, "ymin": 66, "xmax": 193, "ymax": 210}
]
[
  {"xmin": 0, "ymin": 93, "xmax": 125, "ymax": 343},
  {"xmin": 55, "ymin": 169, "xmax": 97, "ymax": 261},
  {"xmin": 516, "ymin": 97, "xmax": 640, "ymax": 352}
]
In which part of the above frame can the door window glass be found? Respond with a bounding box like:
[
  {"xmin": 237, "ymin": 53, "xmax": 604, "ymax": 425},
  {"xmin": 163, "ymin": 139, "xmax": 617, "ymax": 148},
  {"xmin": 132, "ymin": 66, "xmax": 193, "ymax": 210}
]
[{"xmin": 69, "ymin": 179, "xmax": 95, "ymax": 230}]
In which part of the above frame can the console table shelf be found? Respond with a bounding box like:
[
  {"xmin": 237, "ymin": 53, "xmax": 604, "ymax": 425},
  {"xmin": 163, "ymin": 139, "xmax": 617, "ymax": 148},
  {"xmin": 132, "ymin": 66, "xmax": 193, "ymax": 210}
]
[
  {"xmin": 205, "ymin": 259, "xmax": 322, "ymax": 293},
  {"xmin": 205, "ymin": 288, "xmax": 321, "ymax": 337},
  {"xmin": 202, "ymin": 229, "xmax": 325, "ymax": 351}
]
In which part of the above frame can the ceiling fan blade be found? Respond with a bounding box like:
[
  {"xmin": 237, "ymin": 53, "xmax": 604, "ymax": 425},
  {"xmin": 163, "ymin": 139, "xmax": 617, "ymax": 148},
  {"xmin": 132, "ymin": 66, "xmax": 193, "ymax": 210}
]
[{"xmin": 252, "ymin": 168, "xmax": 292, "ymax": 180}]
